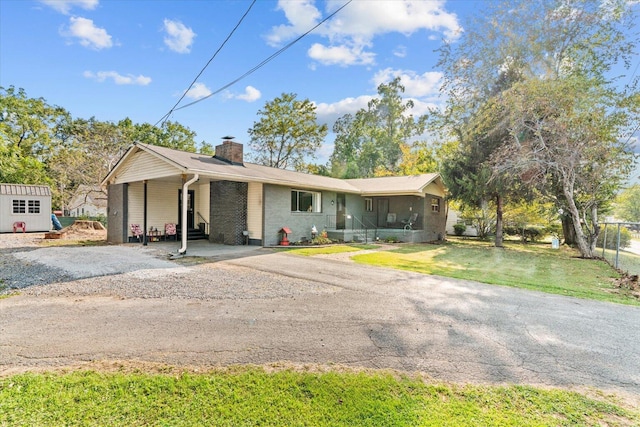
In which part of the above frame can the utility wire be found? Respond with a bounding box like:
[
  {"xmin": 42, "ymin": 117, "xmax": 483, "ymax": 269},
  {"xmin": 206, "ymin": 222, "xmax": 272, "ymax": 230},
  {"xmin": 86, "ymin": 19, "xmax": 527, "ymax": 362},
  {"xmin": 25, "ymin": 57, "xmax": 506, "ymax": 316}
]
[
  {"xmin": 169, "ymin": 0, "xmax": 353, "ymax": 113},
  {"xmin": 156, "ymin": 0, "xmax": 257, "ymax": 127}
]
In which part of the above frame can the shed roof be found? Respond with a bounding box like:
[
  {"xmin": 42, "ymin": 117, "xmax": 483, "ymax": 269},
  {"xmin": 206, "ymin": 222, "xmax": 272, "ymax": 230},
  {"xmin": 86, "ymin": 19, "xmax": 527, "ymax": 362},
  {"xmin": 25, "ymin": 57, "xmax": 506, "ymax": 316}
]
[{"xmin": 0, "ymin": 184, "xmax": 51, "ymax": 196}]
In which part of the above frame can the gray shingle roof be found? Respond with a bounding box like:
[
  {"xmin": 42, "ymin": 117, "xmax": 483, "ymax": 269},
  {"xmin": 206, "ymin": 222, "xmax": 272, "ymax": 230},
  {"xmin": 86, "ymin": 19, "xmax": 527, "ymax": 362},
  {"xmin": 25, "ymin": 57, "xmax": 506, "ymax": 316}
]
[
  {"xmin": 0, "ymin": 184, "xmax": 51, "ymax": 196},
  {"xmin": 107, "ymin": 143, "xmax": 442, "ymax": 196}
]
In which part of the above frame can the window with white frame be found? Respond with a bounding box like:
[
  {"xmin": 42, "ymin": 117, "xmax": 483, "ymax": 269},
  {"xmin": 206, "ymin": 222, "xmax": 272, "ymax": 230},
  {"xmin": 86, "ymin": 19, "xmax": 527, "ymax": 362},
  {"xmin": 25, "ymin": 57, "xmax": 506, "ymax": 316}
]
[
  {"xmin": 365, "ymin": 198, "xmax": 373, "ymax": 212},
  {"xmin": 13, "ymin": 199, "xmax": 42, "ymax": 214},
  {"xmin": 291, "ymin": 190, "xmax": 322, "ymax": 212},
  {"xmin": 12, "ymin": 200, "xmax": 26, "ymax": 214},
  {"xmin": 431, "ymin": 198, "xmax": 440, "ymax": 213},
  {"xmin": 28, "ymin": 200, "xmax": 40, "ymax": 214}
]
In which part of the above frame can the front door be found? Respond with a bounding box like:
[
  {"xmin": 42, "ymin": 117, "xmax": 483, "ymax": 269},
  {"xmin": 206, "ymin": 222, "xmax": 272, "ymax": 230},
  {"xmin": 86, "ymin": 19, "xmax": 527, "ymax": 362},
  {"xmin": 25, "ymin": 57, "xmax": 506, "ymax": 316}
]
[
  {"xmin": 336, "ymin": 193, "xmax": 346, "ymax": 230},
  {"xmin": 377, "ymin": 198, "xmax": 389, "ymax": 227},
  {"xmin": 178, "ymin": 189, "xmax": 195, "ymax": 229}
]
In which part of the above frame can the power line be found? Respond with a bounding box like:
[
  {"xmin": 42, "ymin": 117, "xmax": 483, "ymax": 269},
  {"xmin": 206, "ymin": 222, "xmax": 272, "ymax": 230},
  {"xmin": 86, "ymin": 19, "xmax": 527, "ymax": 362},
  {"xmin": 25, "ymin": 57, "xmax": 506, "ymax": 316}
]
[
  {"xmin": 168, "ymin": 0, "xmax": 353, "ymax": 114},
  {"xmin": 156, "ymin": 0, "xmax": 257, "ymax": 127}
]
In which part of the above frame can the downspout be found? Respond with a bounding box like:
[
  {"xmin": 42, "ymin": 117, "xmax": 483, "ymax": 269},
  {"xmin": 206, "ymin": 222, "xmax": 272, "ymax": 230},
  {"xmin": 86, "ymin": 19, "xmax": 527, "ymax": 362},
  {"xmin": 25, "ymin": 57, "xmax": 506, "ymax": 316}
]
[
  {"xmin": 178, "ymin": 173, "xmax": 199, "ymax": 255},
  {"xmin": 143, "ymin": 180, "xmax": 148, "ymax": 246}
]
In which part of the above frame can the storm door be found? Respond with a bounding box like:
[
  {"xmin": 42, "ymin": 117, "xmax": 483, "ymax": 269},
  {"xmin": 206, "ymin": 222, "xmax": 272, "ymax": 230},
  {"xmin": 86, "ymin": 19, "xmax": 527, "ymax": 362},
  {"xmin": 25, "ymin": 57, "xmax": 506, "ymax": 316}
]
[
  {"xmin": 178, "ymin": 189, "xmax": 195, "ymax": 229},
  {"xmin": 377, "ymin": 198, "xmax": 389, "ymax": 227},
  {"xmin": 336, "ymin": 193, "xmax": 346, "ymax": 230}
]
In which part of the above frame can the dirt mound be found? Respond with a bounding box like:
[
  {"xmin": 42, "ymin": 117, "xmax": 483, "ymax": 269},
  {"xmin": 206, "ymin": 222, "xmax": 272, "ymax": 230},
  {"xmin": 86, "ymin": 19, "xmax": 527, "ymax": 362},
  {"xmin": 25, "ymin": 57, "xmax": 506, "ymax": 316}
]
[
  {"xmin": 46, "ymin": 220, "xmax": 107, "ymax": 241},
  {"xmin": 615, "ymin": 274, "xmax": 639, "ymax": 299}
]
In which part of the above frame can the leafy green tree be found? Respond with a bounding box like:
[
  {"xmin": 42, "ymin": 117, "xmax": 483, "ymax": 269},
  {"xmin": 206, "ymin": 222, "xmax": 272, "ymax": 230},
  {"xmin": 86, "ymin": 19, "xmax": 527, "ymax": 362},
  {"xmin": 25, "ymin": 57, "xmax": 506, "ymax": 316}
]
[
  {"xmin": 247, "ymin": 93, "xmax": 327, "ymax": 171},
  {"xmin": 436, "ymin": 0, "xmax": 638, "ymax": 257},
  {"xmin": 118, "ymin": 118, "xmax": 198, "ymax": 152},
  {"xmin": 0, "ymin": 142, "xmax": 50, "ymax": 185},
  {"xmin": 0, "ymin": 86, "xmax": 67, "ymax": 202},
  {"xmin": 495, "ymin": 76, "xmax": 635, "ymax": 258},
  {"xmin": 0, "ymin": 86, "xmax": 69, "ymax": 159},
  {"xmin": 330, "ymin": 78, "xmax": 428, "ymax": 178},
  {"xmin": 615, "ymin": 184, "xmax": 640, "ymax": 223}
]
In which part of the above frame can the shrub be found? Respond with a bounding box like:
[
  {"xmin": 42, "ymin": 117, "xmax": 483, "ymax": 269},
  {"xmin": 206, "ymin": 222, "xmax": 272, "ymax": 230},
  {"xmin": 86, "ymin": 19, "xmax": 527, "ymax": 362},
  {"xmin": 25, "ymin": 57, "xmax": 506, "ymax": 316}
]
[
  {"xmin": 453, "ymin": 223, "xmax": 466, "ymax": 236},
  {"xmin": 311, "ymin": 235, "xmax": 333, "ymax": 245},
  {"xmin": 597, "ymin": 226, "xmax": 631, "ymax": 249},
  {"xmin": 504, "ymin": 225, "xmax": 544, "ymax": 242}
]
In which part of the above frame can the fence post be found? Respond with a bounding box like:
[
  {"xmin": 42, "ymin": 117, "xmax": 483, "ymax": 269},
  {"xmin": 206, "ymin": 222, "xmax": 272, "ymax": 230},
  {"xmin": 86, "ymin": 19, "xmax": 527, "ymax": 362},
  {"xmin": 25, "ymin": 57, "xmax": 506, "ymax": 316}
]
[
  {"xmin": 602, "ymin": 224, "xmax": 607, "ymax": 258},
  {"xmin": 615, "ymin": 223, "xmax": 621, "ymax": 269}
]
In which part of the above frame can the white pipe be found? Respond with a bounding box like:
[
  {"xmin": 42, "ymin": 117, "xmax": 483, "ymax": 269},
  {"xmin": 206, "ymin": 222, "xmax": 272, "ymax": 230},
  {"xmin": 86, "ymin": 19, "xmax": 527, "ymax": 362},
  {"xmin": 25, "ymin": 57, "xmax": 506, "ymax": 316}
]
[{"xmin": 178, "ymin": 174, "xmax": 199, "ymax": 254}]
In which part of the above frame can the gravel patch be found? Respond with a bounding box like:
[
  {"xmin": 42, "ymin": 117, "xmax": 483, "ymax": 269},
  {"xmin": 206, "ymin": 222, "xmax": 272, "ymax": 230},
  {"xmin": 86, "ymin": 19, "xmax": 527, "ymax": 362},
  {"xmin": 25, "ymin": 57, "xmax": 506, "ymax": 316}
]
[
  {"xmin": 20, "ymin": 263, "xmax": 338, "ymax": 300},
  {"xmin": 0, "ymin": 233, "xmax": 337, "ymax": 299}
]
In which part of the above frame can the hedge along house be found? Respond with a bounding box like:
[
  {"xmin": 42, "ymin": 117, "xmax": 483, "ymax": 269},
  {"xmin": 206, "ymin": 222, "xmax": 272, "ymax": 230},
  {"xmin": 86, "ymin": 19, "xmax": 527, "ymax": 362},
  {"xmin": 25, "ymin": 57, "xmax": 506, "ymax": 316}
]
[
  {"xmin": 0, "ymin": 184, "xmax": 52, "ymax": 233},
  {"xmin": 102, "ymin": 139, "xmax": 446, "ymax": 252}
]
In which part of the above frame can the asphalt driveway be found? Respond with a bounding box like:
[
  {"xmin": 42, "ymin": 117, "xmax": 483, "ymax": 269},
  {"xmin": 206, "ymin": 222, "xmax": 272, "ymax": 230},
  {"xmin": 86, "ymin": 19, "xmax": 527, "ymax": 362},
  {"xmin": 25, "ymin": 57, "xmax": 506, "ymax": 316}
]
[{"xmin": 1, "ymin": 241, "xmax": 639, "ymax": 400}]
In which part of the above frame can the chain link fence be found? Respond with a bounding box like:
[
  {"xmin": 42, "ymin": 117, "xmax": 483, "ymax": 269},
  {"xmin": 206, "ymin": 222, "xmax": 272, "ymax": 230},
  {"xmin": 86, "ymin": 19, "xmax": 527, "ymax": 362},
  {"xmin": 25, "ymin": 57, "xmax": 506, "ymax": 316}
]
[{"xmin": 599, "ymin": 222, "xmax": 640, "ymax": 276}]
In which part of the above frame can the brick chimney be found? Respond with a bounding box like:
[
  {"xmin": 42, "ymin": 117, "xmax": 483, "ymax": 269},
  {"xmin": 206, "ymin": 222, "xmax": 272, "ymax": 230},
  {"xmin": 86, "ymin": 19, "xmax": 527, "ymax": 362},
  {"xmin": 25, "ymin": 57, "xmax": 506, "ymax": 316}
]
[{"xmin": 214, "ymin": 136, "xmax": 243, "ymax": 165}]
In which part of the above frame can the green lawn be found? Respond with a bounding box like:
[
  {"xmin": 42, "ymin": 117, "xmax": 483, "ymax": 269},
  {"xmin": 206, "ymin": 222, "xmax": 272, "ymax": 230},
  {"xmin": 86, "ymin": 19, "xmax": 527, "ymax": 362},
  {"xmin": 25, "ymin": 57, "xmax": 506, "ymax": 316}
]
[
  {"xmin": 292, "ymin": 238, "xmax": 639, "ymax": 305},
  {"xmin": 1, "ymin": 368, "xmax": 637, "ymax": 426}
]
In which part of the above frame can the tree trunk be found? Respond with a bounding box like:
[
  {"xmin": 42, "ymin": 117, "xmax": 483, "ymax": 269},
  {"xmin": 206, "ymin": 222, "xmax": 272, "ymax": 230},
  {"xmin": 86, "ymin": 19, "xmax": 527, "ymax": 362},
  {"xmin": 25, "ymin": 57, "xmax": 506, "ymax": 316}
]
[
  {"xmin": 495, "ymin": 194, "xmax": 504, "ymax": 247},
  {"xmin": 564, "ymin": 183, "xmax": 595, "ymax": 258},
  {"xmin": 561, "ymin": 214, "xmax": 576, "ymax": 246}
]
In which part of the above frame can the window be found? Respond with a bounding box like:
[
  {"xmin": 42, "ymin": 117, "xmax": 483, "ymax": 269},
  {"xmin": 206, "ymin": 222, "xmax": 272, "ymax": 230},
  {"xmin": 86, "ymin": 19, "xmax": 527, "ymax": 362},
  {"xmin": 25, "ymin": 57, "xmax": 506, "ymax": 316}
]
[
  {"xmin": 431, "ymin": 198, "xmax": 440, "ymax": 213},
  {"xmin": 291, "ymin": 190, "xmax": 321, "ymax": 212},
  {"xmin": 28, "ymin": 200, "xmax": 40, "ymax": 214},
  {"xmin": 365, "ymin": 198, "xmax": 373, "ymax": 212},
  {"xmin": 12, "ymin": 200, "xmax": 25, "ymax": 214}
]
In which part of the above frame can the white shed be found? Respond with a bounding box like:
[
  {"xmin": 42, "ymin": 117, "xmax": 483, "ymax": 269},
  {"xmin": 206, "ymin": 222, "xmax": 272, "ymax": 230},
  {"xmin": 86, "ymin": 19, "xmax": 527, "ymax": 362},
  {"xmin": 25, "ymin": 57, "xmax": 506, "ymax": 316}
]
[{"xmin": 0, "ymin": 184, "xmax": 52, "ymax": 233}]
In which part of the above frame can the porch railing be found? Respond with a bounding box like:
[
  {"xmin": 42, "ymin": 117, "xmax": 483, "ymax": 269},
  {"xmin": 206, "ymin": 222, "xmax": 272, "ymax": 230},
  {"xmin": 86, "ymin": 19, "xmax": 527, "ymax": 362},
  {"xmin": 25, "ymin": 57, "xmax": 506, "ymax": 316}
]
[
  {"xmin": 325, "ymin": 214, "xmax": 377, "ymax": 230},
  {"xmin": 325, "ymin": 214, "xmax": 376, "ymax": 243},
  {"xmin": 197, "ymin": 211, "xmax": 209, "ymax": 236}
]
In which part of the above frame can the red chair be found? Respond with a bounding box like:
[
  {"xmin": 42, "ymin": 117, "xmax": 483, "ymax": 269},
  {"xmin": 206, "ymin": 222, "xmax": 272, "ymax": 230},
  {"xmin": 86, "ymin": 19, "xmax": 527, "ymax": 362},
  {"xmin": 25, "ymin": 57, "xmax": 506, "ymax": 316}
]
[
  {"xmin": 165, "ymin": 223, "xmax": 177, "ymax": 241},
  {"xmin": 13, "ymin": 221, "xmax": 26, "ymax": 233},
  {"xmin": 130, "ymin": 224, "xmax": 143, "ymax": 242}
]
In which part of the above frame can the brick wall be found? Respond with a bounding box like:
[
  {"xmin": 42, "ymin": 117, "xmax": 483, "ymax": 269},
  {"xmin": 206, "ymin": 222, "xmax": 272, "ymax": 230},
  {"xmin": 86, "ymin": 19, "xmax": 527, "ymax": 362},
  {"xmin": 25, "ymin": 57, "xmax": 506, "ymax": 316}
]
[{"xmin": 210, "ymin": 180, "xmax": 248, "ymax": 245}]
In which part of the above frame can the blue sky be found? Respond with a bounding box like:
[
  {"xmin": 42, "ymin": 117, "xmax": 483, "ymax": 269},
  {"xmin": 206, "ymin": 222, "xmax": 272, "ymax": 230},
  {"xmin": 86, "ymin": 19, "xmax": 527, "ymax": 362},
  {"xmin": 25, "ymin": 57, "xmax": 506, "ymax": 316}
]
[
  {"xmin": 1, "ymin": 0, "xmax": 638, "ymax": 179},
  {"xmin": 1, "ymin": 0, "xmax": 468, "ymax": 160}
]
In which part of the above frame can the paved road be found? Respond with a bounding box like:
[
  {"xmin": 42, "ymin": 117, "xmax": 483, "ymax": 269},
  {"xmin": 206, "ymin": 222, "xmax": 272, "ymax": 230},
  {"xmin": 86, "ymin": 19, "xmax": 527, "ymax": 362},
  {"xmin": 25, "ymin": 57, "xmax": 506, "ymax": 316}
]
[
  {"xmin": 626, "ymin": 238, "xmax": 640, "ymax": 256},
  {"xmin": 1, "ymin": 247, "xmax": 639, "ymax": 399}
]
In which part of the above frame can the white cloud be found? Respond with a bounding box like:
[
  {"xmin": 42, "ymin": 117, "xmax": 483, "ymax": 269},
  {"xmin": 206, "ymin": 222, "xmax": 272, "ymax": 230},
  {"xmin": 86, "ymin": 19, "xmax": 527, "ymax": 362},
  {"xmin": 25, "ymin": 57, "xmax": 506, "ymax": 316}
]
[
  {"xmin": 314, "ymin": 95, "xmax": 373, "ymax": 124},
  {"xmin": 264, "ymin": 0, "xmax": 321, "ymax": 47},
  {"xmin": 64, "ymin": 16, "xmax": 112, "ymax": 50},
  {"xmin": 184, "ymin": 82, "xmax": 212, "ymax": 99},
  {"xmin": 308, "ymin": 43, "xmax": 375, "ymax": 66},
  {"xmin": 40, "ymin": 0, "xmax": 98, "ymax": 15},
  {"xmin": 236, "ymin": 86, "xmax": 262, "ymax": 102},
  {"xmin": 163, "ymin": 19, "xmax": 196, "ymax": 53},
  {"xmin": 266, "ymin": 0, "xmax": 462, "ymax": 67},
  {"xmin": 372, "ymin": 68, "xmax": 443, "ymax": 98},
  {"xmin": 84, "ymin": 71, "xmax": 151, "ymax": 85},
  {"xmin": 393, "ymin": 45, "xmax": 407, "ymax": 58}
]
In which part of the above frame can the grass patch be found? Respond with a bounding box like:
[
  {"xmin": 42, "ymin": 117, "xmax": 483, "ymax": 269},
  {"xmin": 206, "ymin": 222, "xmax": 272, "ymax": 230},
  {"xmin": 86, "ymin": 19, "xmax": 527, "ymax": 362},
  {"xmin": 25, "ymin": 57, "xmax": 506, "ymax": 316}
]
[
  {"xmin": 601, "ymin": 247, "xmax": 640, "ymax": 276},
  {"xmin": 286, "ymin": 244, "xmax": 379, "ymax": 257},
  {"xmin": 350, "ymin": 239, "xmax": 639, "ymax": 305},
  {"xmin": 1, "ymin": 368, "xmax": 637, "ymax": 426}
]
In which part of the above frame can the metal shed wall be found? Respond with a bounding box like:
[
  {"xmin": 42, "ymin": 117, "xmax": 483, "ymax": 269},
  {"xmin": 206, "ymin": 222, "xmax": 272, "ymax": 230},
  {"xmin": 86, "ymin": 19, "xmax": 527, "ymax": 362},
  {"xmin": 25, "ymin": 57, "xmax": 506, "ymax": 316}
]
[{"xmin": 0, "ymin": 184, "xmax": 52, "ymax": 233}]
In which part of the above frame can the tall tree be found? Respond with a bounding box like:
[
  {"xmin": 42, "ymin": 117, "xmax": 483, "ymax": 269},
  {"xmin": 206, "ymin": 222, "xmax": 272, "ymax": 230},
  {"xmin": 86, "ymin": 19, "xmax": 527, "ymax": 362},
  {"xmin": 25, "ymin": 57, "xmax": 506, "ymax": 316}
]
[
  {"xmin": 247, "ymin": 93, "xmax": 327, "ymax": 170},
  {"xmin": 495, "ymin": 75, "xmax": 635, "ymax": 258},
  {"xmin": 330, "ymin": 78, "xmax": 428, "ymax": 178},
  {"xmin": 615, "ymin": 184, "xmax": 640, "ymax": 222},
  {"xmin": 436, "ymin": 0, "xmax": 638, "ymax": 257}
]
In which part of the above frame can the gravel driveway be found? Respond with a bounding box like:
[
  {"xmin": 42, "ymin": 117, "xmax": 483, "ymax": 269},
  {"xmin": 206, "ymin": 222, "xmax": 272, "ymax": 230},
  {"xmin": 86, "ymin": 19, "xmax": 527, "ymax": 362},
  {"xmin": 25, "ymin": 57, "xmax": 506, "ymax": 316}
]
[{"xmin": 1, "ymin": 234, "xmax": 639, "ymax": 401}]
